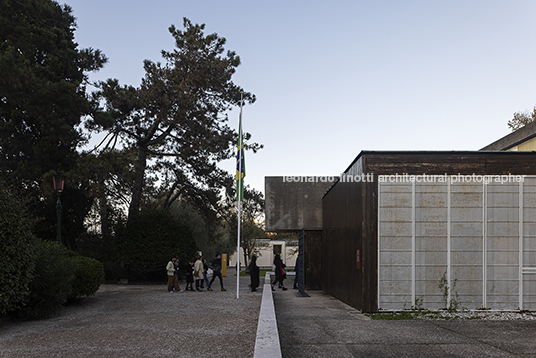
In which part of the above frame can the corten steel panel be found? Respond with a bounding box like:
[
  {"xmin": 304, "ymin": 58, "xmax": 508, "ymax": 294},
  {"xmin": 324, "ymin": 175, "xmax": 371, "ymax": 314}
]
[
  {"xmin": 349, "ymin": 151, "xmax": 536, "ymax": 176},
  {"xmin": 265, "ymin": 177, "xmax": 335, "ymax": 232},
  {"xmin": 304, "ymin": 231, "xmax": 322, "ymax": 290},
  {"xmin": 322, "ymin": 159, "xmax": 364, "ymax": 311},
  {"xmin": 361, "ymin": 178, "xmax": 379, "ymax": 313}
]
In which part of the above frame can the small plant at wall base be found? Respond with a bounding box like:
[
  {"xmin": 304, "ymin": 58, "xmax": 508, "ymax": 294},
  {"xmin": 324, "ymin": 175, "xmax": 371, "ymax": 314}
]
[
  {"xmin": 438, "ymin": 272, "xmax": 460, "ymax": 312},
  {"xmin": 412, "ymin": 296, "xmax": 425, "ymax": 312}
]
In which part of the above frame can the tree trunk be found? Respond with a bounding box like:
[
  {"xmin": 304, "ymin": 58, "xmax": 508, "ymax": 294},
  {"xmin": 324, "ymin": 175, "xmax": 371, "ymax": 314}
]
[
  {"xmin": 99, "ymin": 193, "xmax": 111, "ymax": 241},
  {"xmin": 128, "ymin": 145, "xmax": 148, "ymax": 220}
]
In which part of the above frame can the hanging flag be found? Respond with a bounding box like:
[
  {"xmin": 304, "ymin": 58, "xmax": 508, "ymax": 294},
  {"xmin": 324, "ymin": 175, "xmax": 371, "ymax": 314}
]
[{"xmin": 236, "ymin": 113, "xmax": 245, "ymax": 201}]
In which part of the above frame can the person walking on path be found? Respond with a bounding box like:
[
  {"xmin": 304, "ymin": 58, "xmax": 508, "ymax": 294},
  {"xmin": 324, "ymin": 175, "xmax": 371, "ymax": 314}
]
[
  {"xmin": 194, "ymin": 255, "xmax": 204, "ymax": 292},
  {"xmin": 166, "ymin": 256, "xmax": 181, "ymax": 293},
  {"xmin": 271, "ymin": 253, "xmax": 287, "ymax": 291},
  {"xmin": 185, "ymin": 259, "xmax": 195, "ymax": 291},
  {"xmin": 248, "ymin": 255, "xmax": 260, "ymax": 292},
  {"xmin": 207, "ymin": 254, "xmax": 226, "ymax": 291},
  {"xmin": 201, "ymin": 258, "xmax": 210, "ymax": 288}
]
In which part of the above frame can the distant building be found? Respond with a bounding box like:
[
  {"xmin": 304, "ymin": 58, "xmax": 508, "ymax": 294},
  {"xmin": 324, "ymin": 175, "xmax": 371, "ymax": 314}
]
[
  {"xmin": 229, "ymin": 239, "xmax": 298, "ymax": 269},
  {"xmin": 481, "ymin": 120, "xmax": 536, "ymax": 151}
]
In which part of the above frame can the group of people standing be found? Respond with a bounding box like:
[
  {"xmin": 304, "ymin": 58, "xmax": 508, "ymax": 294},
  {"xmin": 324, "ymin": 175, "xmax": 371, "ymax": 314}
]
[
  {"xmin": 167, "ymin": 252, "xmax": 294, "ymax": 294},
  {"xmin": 248, "ymin": 252, "xmax": 289, "ymax": 292},
  {"xmin": 166, "ymin": 254, "xmax": 226, "ymax": 293}
]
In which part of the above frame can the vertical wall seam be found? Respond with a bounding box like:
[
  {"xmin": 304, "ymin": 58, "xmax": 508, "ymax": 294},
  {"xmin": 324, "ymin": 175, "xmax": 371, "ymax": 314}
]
[
  {"xmin": 519, "ymin": 180, "xmax": 524, "ymax": 310},
  {"xmin": 412, "ymin": 181, "xmax": 416, "ymax": 306},
  {"xmin": 482, "ymin": 182, "xmax": 487, "ymax": 308},
  {"xmin": 377, "ymin": 182, "xmax": 381, "ymax": 310},
  {"xmin": 447, "ymin": 180, "xmax": 451, "ymax": 306}
]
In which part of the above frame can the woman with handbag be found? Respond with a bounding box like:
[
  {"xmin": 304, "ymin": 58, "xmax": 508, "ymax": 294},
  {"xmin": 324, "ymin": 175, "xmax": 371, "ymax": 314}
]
[{"xmin": 271, "ymin": 253, "xmax": 287, "ymax": 291}]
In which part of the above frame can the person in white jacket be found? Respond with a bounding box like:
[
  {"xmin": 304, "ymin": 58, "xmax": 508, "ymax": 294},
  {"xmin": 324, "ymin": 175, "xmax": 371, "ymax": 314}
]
[{"xmin": 166, "ymin": 256, "xmax": 181, "ymax": 293}]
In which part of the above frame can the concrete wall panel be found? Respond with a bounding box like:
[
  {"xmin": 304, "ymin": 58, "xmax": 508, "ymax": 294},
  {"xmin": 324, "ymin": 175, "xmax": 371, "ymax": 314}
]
[
  {"xmin": 380, "ymin": 192, "xmax": 412, "ymax": 207},
  {"xmin": 450, "ymin": 207, "xmax": 483, "ymax": 221},
  {"xmin": 451, "ymin": 222, "xmax": 483, "ymax": 237},
  {"xmin": 415, "ymin": 222, "xmax": 448, "ymax": 236},
  {"xmin": 451, "ymin": 236, "xmax": 482, "ymax": 251},
  {"xmin": 416, "ymin": 192, "xmax": 447, "ymax": 207},
  {"xmin": 378, "ymin": 177, "xmax": 536, "ymax": 311},
  {"xmin": 415, "ymin": 266, "xmax": 447, "ymax": 280},
  {"xmin": 379, "ymin": 222, "xmax": 412, "ymax": 237},
  {"xmin": 415, "ymin": 236, "xmax": 447, "ymax": 251},
  {"xmin": 416, "ymin": 252, "xmax": 447, "ymax": 266},
  {"xmin": 379, "ymin": 280, "xmax": 411, "ymax": 295},
  {"xmin": 487, "ymin": 222, "xmax": 519, "ymax": 237},
  {"xmin": 451, "ymin": 192, "xmax": 483, "ymax": 207},
  {"xmin": 380, "ymin": 236, "xmax": 412, "ymax": 251},
  {"xmin": 380, "ymin": 251, "xmax": 412, "ymax": 266},
  {"xmin": 451, "ymin": 251, "xmax": 483, "ymax": 265},
  {"xmin": 380, "ymin": 266, "xmax": 412, "ymax": 281},
  {"xmin": 452, "ymin": 266, "xmax": 482, "ymax": 281},
  {"xmin": 380, "ymin": 207, "xmax": 412, "ymax": 222},
  {"xmin": 488, "ymin": 208, "xmax": 519, "ymax": 221},
  {"xmin": 487, "ymin": 236, "xmax": 519, "ymax": 251}
]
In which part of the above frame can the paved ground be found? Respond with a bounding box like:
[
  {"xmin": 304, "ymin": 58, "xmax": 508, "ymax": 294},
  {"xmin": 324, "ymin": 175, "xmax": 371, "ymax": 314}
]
[
  {"xmin": 3, "ymin": 273, "xmax": 536, "ymax": 358},
  {"xmin": 0, "ymin": 271, "xmax": 261, "ymax": 358},
  {"xmin": 274, "ymin": 289, "xmax": 536, "ymax": 358}
]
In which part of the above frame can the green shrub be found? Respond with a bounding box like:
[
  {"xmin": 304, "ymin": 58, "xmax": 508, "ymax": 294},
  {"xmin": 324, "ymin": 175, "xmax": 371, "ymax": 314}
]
[
  {"xmin": 67, "ymin": 253, "xmax": 105, "ymax": 299},
  {"xmin": 0, "ymin": 186, "xmax": 37, "ymax": 315},
  {"xmin": 115, "ymin": 209, "xmax": 198, "ymax": 280},
  {"xmin": 18, "ymin": 241, "xmax": 76, "ymax": 319}
]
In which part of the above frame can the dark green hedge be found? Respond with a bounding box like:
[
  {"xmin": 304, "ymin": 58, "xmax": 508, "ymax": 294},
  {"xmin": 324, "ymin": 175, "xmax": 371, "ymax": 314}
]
[
  {"xmin": 19, "ymin": 241, "xmax": 77, "ymax": 318},
  {"xmin": 68, "ymin": 253, "xmax": 105, "ymax": 298},
  {"xmin": 16, "ymin": 241, "xmax": 105, "ymax": 319},
  {"xmin": 0, "ymin": 186, "xmax": 37, "ymax": 315}
]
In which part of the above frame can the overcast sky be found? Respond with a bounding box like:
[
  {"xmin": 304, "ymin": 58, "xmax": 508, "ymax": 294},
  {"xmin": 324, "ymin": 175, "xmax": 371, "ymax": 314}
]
[{"xmin": 66, "ymin": 0, "xmax": 536, "ymax": 193}]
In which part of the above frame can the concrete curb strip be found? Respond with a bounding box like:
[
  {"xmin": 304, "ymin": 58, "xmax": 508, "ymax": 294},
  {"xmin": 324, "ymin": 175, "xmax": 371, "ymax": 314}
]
[{"xmin": 253, "ymin": 272, "xmax": 282, "ymax": 358}]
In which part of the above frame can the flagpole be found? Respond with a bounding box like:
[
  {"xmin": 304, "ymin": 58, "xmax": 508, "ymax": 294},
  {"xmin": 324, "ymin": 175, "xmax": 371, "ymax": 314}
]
[{"xmin": 237, "ymin": 94, "xmax": 244, "ymax": 299}]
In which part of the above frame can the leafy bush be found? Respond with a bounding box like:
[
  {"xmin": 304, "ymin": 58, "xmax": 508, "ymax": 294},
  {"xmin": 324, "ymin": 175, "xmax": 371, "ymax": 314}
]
[
  {"xmin": 115, "ymin": 209, "xmax": 198, "ymax": 280},
  {"xmin": 18, "ymin": 241, "xmax": 76, "ymax": 318},
  {"xmin": 67, "ymin": 252, "xmax": 105, "ymax": 299},
  {"xmin": 0, "ymin": 185, "xmax": 37, "ymax": 315}
]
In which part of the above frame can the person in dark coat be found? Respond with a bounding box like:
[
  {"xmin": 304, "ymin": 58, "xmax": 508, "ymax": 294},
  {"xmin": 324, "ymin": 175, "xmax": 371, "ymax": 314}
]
[
  {"xmin": 249, "ymin": 255, "xmax": 260, "ymax": 292},
  {"xmin": 201, "ymin": 258, "xmax": 209, "ymax": 289},
  {"xmin": 207, "ymin": 254, "xmax": 226, "ymax": 291},
  {"xmin": 185, "ymin": 259, "xmax": 195, "ymax": 291},
  {"xmin": 271, "ymin": 253, "xmax": 287, "ymax": 291}
]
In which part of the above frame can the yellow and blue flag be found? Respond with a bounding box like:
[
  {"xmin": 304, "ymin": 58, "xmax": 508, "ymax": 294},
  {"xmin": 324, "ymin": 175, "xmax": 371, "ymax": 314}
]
[{"xmin": 236, "ymin": 114, "xmax": 245, "ymax": 201}]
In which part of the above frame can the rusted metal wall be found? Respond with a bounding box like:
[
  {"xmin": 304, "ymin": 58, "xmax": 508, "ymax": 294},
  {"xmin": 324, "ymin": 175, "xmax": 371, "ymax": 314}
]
[
  {"xmin": 303, "ymin": 230, "xmax": 323, "ymax": 290},
  {"xmin": 265, "ymin": 176, "xmax": 334, "ymax": 232},
  {"xmin": 322, "ymin": 158, "xmax": 364, "ymax": 310}
]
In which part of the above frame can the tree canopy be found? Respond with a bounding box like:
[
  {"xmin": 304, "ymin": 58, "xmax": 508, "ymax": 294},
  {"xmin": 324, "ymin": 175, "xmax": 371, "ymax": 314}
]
[
  {"xmin": 88, "ymin": 18, "xmax": 262, "ymax": 221},
  {"xmin": 0, "ymin": 0, "xmax": 107, "ymax": 188},
  {"xmin": 508, "ymin": 107, "xmax": 536, "ymax": 131},
  {"xmin": 0, "ymin": 0, "xmax": 107, "ymax": 247}
]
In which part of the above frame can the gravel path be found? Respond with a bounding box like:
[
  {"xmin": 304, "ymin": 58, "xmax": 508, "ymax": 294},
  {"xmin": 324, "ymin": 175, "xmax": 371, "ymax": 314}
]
[{"xmin": 0, "ymin": 272, "xmax": 262, "ymax": 357}]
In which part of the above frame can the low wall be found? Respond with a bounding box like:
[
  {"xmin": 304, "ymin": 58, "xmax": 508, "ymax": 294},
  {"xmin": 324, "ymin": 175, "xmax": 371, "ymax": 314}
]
[{"xmin": 253, "ymin": 272, "xmax": 282, "ymax": 358}]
